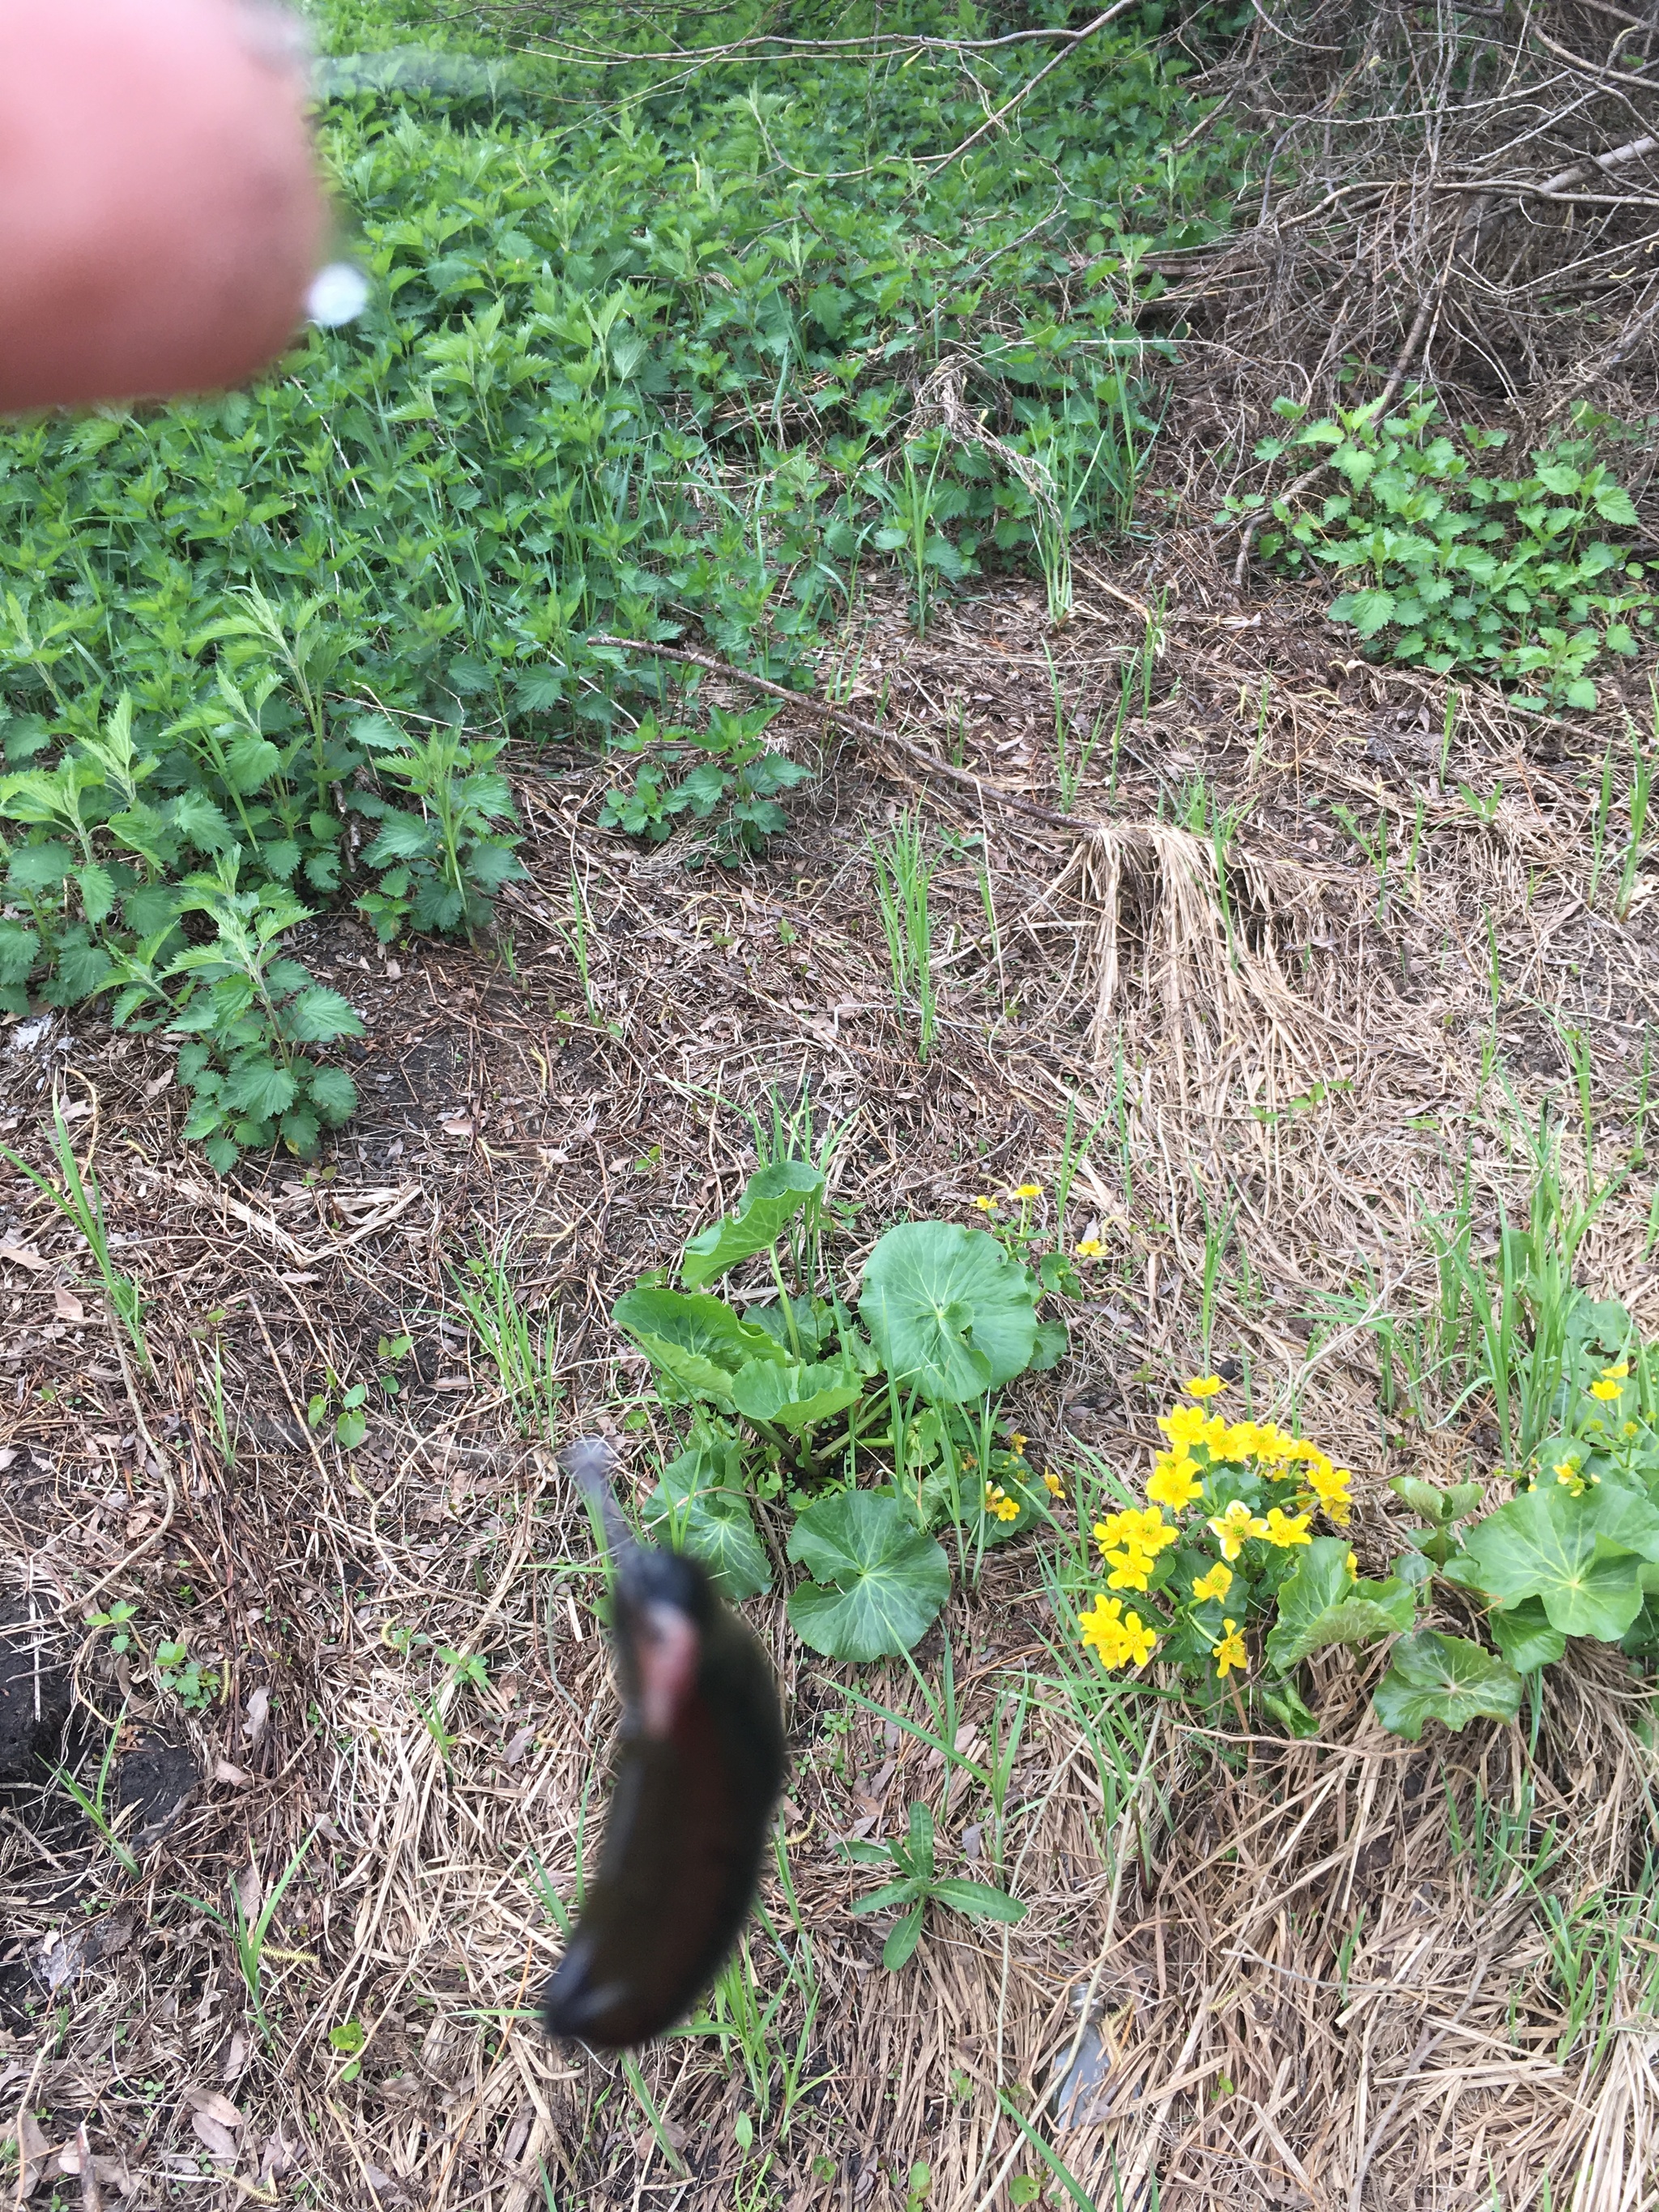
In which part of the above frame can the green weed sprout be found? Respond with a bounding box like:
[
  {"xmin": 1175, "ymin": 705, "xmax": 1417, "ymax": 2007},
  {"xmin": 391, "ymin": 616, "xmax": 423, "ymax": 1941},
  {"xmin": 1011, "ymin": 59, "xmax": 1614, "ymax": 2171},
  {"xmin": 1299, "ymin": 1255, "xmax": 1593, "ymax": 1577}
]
[{"xmin": 842, "ymin": 1799, "xmax": 1026, "ymax": 1970}]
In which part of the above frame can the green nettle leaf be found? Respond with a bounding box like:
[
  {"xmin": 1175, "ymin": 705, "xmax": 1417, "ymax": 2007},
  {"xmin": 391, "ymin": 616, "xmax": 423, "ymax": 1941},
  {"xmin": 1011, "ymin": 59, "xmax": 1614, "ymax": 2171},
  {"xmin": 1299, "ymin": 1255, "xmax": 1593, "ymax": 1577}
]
[
  {"xmin": 786, "ymin": 1490, "xmax": 950, "ymax": 1660},
  {"xmin": 613, "ymin": 1284, "xmax": 788, "ymax": 1406},
  {"xmin": 1487, "ymin": 1595, "xmax": 1567, "ymax": 1674},
  {"xmin": 284, "ymin": 986, "xmax": 365, "ymax": 1043},
  {"xmin": 364, "ymin": 813, "xmax": 437, "ymax": 864},
  {"xmin": 730, "ymin": 1355, "xmax": 864, "ymax": 1433},
  {"xmin": 1264, "ymin": 1538, "xmax": 1417, "ymax": 1671},
  {"xmin": 224, "ymin": 1058, "xmax": 299, "ymax": 1120},
  {"xmin": 680, "ymin": 1160, "xmax": 825, "ymax": 1289},
  {"xmin": 306, "ymin": 1065, "xmax": 358, "ymax": 1125},
  {"xmin": 1372, "ymin": 1629, "xmax": 1522, "ymax": 1741},
  {"xmin": 642, "ymin": 1436, "xmax": 771, "ymax": 1602},
  {"xmin": 1454, "ymin": 1484, "xmax": 1648, "ymax": 1640},
  {"xmin": 858, "ymin": 1223, "xmax": 1038, "ymax": 1403},
  {"xmin": 76, "ymin": 863, "xmax": 117, "ymax": 925}
]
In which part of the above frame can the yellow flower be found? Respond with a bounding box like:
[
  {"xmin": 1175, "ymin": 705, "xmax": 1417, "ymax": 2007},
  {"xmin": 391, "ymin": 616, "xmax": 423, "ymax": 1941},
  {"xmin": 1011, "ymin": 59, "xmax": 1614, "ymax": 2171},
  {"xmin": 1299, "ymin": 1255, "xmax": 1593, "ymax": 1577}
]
[
  {"xmin": 1589, "ymin": 1379, "xmax": 1623, "ymax": 1403},
  {"xmin": 1077, "ymin": 1594, "xmax": 1126, "ymax": 1663},
  {"xmin": 1601, "ymin": 1362, "xmax": 1631, "ymax": 1381},
  {"xmin": 1119, "ymin": 1608, "xmax": 1158, "ymax": 1668},
  {"xmin": 1304, "ymin": 1461, "xmax": 1354, "ymax": 1525},
  {"xmin": 1252, "ymin": 1424, "xmax": 1298, "ymax": 1463},
  {"xmin": 1345, "ymin": 1551, "xmax": 1358, "ymax": 1579},
  {"xmin": 984, "ymin": 1484, "xmax": 1021, "ymax": 1524},
  {"xmin": 1191, "ymin": 1561, "xmax": 1232, "ymax": 1603},
  {"xmin": 1094, "ymin": 1506, "xmax": 1175, "ymax": 1557},
  {"xmin": 973, "ymin": 1194, "xmax": 999, "ymax": 1213},
  {"xmin": 1208, "ymin": 1501, "xmax": 1269, "ymax": 1561},
  {"xmin": 1220, "ymin": 1420, "xmax": 1264, "ymax": 1462},
  {"xmin": 1043, "ymin": 1471, "xmax": 1065, "ymax": 1498},
  {"xmin": 1623, "ymin": 1420, "xmax": 1640, "ymax": 1439},
  {"xmin": 1159, "ymin": 1404, "xmax": 1208, "ymax": 1450},
  {"xmin": 1147, "ymin": 1453, "xmax": 1203, "ymax": 1513},
  {"xmin": 1008, "ymin": 1433, "xmax": 1027, "ymax": 1453},
  {"xmin": 1185, "ymin": 1375, "xmax": 1226, "ymax": 1399},
  {"xmin": 1077, "ymin": 1595, "xmax": 1158, "ymax": 1670},
  {"xmin": 1075, "ymin": 1237, "xmax": 1105, "ymax": 1258},
  {"xmin": 1011, "ymin": 1182, "xmax": 1043, "ymax": 1201},
  {"xmin": 1102, "ymin": 1548, "xmax": 1150, "ymax": 1591},
  {"xmin": 1261, "ymin": 1506, "xmax": 1313, "ymax": 1549},
  {"xmin": 1212, "ymin": 1618, "xmax": 1248, "ymax": 1680}
]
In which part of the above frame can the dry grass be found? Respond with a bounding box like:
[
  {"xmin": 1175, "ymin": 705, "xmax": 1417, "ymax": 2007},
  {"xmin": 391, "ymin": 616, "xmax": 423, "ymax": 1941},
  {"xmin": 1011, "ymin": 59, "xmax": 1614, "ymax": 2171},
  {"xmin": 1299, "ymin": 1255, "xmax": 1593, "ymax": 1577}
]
[{"xmin": 2, "ymin": 529, "xmax": 1659, "ymax": 2211}]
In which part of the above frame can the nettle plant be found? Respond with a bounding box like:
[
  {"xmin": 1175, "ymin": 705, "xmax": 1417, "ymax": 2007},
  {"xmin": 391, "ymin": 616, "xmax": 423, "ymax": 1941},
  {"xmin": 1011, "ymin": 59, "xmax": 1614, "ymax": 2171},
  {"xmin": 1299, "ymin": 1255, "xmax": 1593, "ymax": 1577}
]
[
  {"xmin": 1232, "ymin": 397, "xmax": 1654, "ymax": 711},
  {"xmin": 613, "ymin": 1163, "xmax": 1070, "ymax": 1662},
  {"xmin": 1067, "ymin": 1287, "xmax": 1659, "ymax": 1740},
  {"xmin": 595, "ymin": 702, "xmax": 812, "ymax": 866}
]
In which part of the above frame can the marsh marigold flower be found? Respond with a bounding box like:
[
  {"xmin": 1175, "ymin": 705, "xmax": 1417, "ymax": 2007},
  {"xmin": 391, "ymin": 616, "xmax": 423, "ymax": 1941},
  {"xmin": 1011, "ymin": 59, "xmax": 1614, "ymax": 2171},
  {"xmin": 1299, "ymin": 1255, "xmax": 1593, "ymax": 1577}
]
[
  {"xmin": 1011, "ymin": 1182, "xmax": 1042, "ymax": 1201},
  {"xmin": 1075, "ymin": 1237, "xmax": 1105, "ymax": 1258},
  {"xmin": 1185, "ymin": 1375, "xmax": 1226, "ymax": 1399},
  {"xmin": 1158, "ymin": 1403, "xmax": 1208, "ymax": 1451},
  {"xmin": 1345, "ymin": 1551, "xmax": 1358, "ymax": 1579},
  {"xmin": 1554, "ymin": 1456, "xmax": 1585, "ymax": 1497},
  {"xmin": 973, "ymin": 1194, "xmax": 998, "ymax": 1213},
  {"xmin": 1147, "ymin": 1452, "xmax": 1203, "ymax": 1513},
  {"xmin": 1191, "ymin": 1561, "xmax": 1232, "ymax": 1603},
  {"xmin": 1212, "ymin": 1618, "xmax": 1248, "ymax": 1679},
  {"xmin": 1043, "ymin": 1470, "xmax": 1065, "ymax": 1498},
  {"xmin": 1208, "ymin": 1501, "xmax": 1269, "ymax": 1561},
  {"xmin": 984, "ymin": 1484, "xmax": 1020, "ymax": 1524},
  {"xmin": 1589, "ymin": 1377, "xmax": 1623, "ymax": 1403},
  {"xmin": 1078, "ymin": 1595, "xmax": 1158, "ymax": 1670},
  {"xmin": 1262, "ymin": 1506, "xmax": 1313, "ymax": 1548}
]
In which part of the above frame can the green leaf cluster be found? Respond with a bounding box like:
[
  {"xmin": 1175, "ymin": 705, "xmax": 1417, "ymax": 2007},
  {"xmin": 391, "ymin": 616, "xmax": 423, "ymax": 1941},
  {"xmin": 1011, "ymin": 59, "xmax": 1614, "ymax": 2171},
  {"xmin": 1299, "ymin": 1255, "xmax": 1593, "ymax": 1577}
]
[
  {"xmin": 614, "ymin": 1165, "xmax": 1075, "ymax": 1660},
  {"xmin": 2, "ymin": 8, "xmax": 1239, "ymax": 1162},
  {"xmin": 842, "ymin": 1800, "xmax": 1026, "ymax": 1971},
  {"xmin": 1236, "ymin": 397, "xmax": 1653, "ymax": 710}
]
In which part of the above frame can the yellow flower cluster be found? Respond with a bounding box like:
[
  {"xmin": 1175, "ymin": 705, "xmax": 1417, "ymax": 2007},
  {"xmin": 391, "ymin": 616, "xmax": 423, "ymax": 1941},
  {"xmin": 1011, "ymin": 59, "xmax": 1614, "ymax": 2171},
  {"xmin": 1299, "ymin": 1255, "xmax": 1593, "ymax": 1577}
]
[
  {"xmin": 1078, "ymin": 1594, "xmax": 1158, "ymax": 1669},
  {"xmin": 1588, "ymin": 1362, "xmax": 1630, "ymax": 1403},
  {"xmin": 1094, "ymin": 1505, "xmax": 1178, "ymax": 1591},
  {"xmin": 1075, "ymin": 1237, "xmax": 1105, "ymax": 1259},
  {"xmin": 1147, "ymin": 1450, "xmax": 1203, "ymax": 1513},
  {"xmin": 984, "ymin": 1483, "xmax": 1021, "ymax": 1524},
  {"xmin": 1554, "ymin": 1453, "xmax": 1586, "ymax": 1498},
  {"xmin": 1074, "ymin": 1373, "xmax": 1359, "ymax": 1688}
]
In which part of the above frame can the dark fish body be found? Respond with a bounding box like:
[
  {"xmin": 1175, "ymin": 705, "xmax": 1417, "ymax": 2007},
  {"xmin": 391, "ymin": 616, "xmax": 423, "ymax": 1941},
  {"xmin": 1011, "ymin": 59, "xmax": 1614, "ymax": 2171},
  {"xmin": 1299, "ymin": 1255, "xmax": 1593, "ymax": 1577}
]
[{"xmin": 541, "ymin": 1531, "xmax": 787, "ymax": 2048}]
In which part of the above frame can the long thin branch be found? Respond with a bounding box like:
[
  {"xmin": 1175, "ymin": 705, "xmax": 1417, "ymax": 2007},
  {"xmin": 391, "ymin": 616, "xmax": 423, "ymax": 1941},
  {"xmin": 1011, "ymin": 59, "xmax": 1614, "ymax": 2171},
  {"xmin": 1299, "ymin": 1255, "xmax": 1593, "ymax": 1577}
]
[{"xmin": 587, "ymin": 635, "xmax": 1082, "ymax": 834}]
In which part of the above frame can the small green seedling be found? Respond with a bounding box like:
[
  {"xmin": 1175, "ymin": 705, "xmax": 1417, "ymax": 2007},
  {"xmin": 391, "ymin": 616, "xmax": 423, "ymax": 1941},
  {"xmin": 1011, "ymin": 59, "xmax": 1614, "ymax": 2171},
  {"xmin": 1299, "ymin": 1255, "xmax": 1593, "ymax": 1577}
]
[
  {"xmin": 86, "ymin": 1600, "xmax": 138, "ymax": 1656},
  {"xmin": 308, "ymin": 1370, "xmax": 369, "ymax": 1450},
  {"xmin": 154, "ymin": 1635, "xmax": 220, "ymax": 1711},
  {"xmin": 329, "ymin": 2019, "xmax": 367, "ymax": 2083},
  {"xmin": 842, "ymin": 1800, "xmax": 1026, "ymax": 1970}
]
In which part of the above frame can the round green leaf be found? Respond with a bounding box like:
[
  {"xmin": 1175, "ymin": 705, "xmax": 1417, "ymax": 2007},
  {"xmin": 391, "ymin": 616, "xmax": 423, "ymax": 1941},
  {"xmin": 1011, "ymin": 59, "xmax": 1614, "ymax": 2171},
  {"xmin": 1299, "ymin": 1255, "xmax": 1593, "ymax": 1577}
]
[
  {"xmin": 642, "ymin": 1435, "xmax": 771, "ymax": 1602},
  {"xmin": 730, "ymin": 1355, "xmax": 864, "ymax": 1434},
  {"xmin": 1264, "ymin": 1538, "xmax": 1417, "ymax": 1671},
  {"xmin": 1487, "ymin": 1596, "xmax": 1566, "ymax": 1675},
  {"xmin": 786, "ymin": 1490, "xmax": 950, "ymax": 1660},
  {"xmin": 1455, "ymin": 1484, "xmax": 1648, "ymax": 1641},
  {"xmin": 613, "ymin": 1285, "xmax": 787, "ymax": 1407},
  {"xmin": 1371, "ymin": 1629, "xmax": 1522, "ymax": 1742},
  {"xmin": 680, "ymin": 1161, "xmax": 825, "ymax": 1290},
  {"xmin": 859, "ymin": 1223, "xmax": 1038, "ymax": 1403}
]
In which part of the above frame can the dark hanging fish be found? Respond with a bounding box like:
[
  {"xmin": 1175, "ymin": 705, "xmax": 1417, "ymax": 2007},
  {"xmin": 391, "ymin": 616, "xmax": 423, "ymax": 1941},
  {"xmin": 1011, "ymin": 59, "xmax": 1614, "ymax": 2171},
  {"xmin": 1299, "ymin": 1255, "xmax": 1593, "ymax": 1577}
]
[{"xmin": 540, "ymin": 1440, "xmax": 787, "ymax": 2050}]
